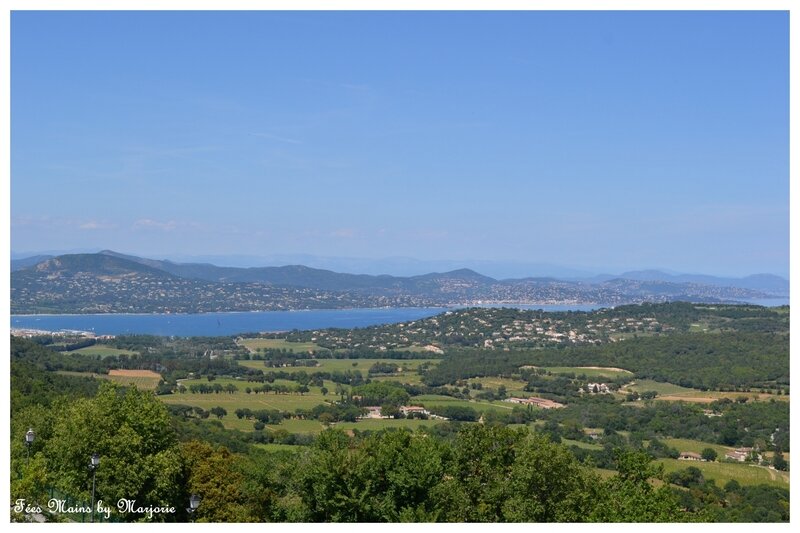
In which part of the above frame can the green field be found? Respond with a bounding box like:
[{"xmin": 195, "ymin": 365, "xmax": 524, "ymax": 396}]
[
  {"xmin": 660, "ymin": 438, "xmax": 733, "ymax": 458},
  {"xmin": 163, "ymin": 377, "xmax": 337, "ymax": 430},
  {"xmin": 543, "ymin": 366, "xmax": 634, "ymax": 379},
  {"xmin": 624, "ymin": 380, "xmax": 698, "ymax": 396},
  {"xmin": 372, "ymin": 373, "xmax": 424, "ymax": 385},
  {"xmin": 265, "ymin": 418, "xmax": 329, "ymax": 434},
  {"xmin": 468, "ymin": 376, "xmax": 529, "ymax": 396},
  {"xmin": 164, "ymin": 386, "xmax": 330, "ymax": 411},
  {"xmin": 562, "ymin": 438, "xmax": 603, "ymax": 450},
  {"xmin": 254, "ymin": 443, "xmax": 306, "ymax": 453},
  {"xmin": 624, "ymin": 379, "xmax": 789, "ymax": 403},
  {"xmin": 65, "ymin": 345, "xmax": 139, "ymax": 358},
  {"xmin": 656, "ymin": 458, "xmax": 789, "ymax": 488},
  {"xmin": 237, "ymin": 358, "xmax": 436, "ymax": 374},
  {"xmin": 55, "ymin": 370, "xmax": 160, "ymax": 390},
  {"xmin": 263, "ymin": 417, "xmax": 444, "ymax": 435},
  {"xmin": 334, "ymin": 418, "xmax": 443, "ymax": 432},
  {"xmin": 238, "ymin": 338, "xmax": 325, "ymax": 353},
  {"xmin": 413, "ymin": 395, "xmax": 515, "ymax": 414},
  {"xmin": 163, "ymin": 371, "xmax": 449, "ymax": 432}
]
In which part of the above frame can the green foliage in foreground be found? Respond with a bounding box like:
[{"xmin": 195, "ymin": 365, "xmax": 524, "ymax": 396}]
[
  {"xmin": 286, "ymin": 426, "xmax": 687, "ymax": 522},
  {"xmin": 12, "ymin": 380, "xmax": 690, "ymax": 522}
]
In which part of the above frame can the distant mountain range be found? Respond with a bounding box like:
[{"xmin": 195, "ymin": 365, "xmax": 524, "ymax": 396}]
[
  {"xmin": 10, "ymin": 251, "xmax": 788, "ymax": 314},
  {"xmin": 582, "ymin": 270, "xmax": 789, "ymax": 295}
]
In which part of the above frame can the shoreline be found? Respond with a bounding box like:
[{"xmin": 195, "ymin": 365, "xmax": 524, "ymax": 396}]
[{"xmin": 9, "ymin": 296, "xmax": 789, "ymax": 318}]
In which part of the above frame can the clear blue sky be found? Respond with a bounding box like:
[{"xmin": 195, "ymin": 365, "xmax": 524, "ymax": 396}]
[{"xmin": 11, "ymin": 11, "xmax": 789, "ymax": 277}]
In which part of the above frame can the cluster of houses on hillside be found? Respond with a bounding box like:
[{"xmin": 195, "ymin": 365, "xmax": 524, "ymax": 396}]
[{"xmin": 298, "ymin": 308, "xmax": 673, "ymax": 352}]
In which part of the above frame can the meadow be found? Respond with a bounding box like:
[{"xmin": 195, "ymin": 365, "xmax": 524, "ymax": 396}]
[
  {"xmin": 66, "ymin": 345, "xmax": 139, "ymax": 358},
  {"xmin": 542, "ymin": 366, "xmax": 634, "ymax": 379},
  {"xmin": 237, "ymin": 338, "xmax": 325, "ymax": 353},
  {"xmin": 655, "ymin": 458, "xmax": 789, "ymax": 488},
  {"xmin": 660, "ymin": 438, "xmax": 733, "ymax": 458},
  {"xmin": 467, "ymin": 376, "xmax": 529, "ymax": 396},
  {"xmin": 413, "ymin": 394, "xmax": 518, "ymax": 414},
  {"xmin": 624, "ymin": 379, "xmax": 788, "ymax": 403},
  {"xmin": 236, "ymin": 357, "xmax": 436, "ymax": 374}
]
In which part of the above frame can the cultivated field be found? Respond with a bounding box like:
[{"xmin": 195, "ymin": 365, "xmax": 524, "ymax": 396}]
[
  {"xmin": 543, "ymin": 366, "xmax": 634, "ymax": 379},
  {"xmin": 623, "ymin": 379, "xmax": 789, "ymax": 403},
  {"xmin": 413, "ymin": 394, "xmax": 517, "ymax": 414},
  {"xmin": 67, "ymin": 345, "xmax": 139, "ymax": 358},
  {"xmin": 237, "ymin": 357, "xmax": 436, "ymax": 374},
  {"xmin": 237, "ymin": 338, "xmax": 325, "ymax": 354},
  {"xmin": 160, "ymin": 382, "xmax": 449, "ymax": 434},
  {"xmin": 108, "ymin": 369, "xmax": 162, "ymax": 389},
  {"xmin": 656, "ymin": 458, "xmax": 789, "ymax": 488},
  {"xmin": 55, "ymin": 369, "xmax": 161, "ymax": 390},
  {"xmin": 467, "ymin": 376, "xmax": 529, "ymax": 396}
]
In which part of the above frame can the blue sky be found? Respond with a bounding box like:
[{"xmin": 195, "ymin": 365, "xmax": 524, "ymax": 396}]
[{"xmin": 10, "ymin": 11, "xmax": 789, "ymax": 277}]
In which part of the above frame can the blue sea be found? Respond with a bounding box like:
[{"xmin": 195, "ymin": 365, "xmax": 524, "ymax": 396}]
[
  {"xmin": 9, "ymin": 299, "xmax": 786, "ymax": 337},
  {"xmin": 10, "ymin": 304, "xmax": 601, "ymax": 337}
]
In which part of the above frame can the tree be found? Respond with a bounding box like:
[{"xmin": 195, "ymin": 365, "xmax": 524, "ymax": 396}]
[
  {"xmin": 41, "ymin": 383, "xmax": 184, "ymax": 521},
  {"xmin": 432, "ymin": 424, "xmax": 526, "ymax": 521},
  {"xmin": 320, "ymin": 386, "xmax": 329, "ymax": 396},
  {"xmin": 501, "ymin": 433, "xmax": 599, "ymax": 521},
  {"xmin": 772, "ymin": 451, "xmax": 788, "ymax": 471},
  {"xmin": 701, "ymin": 448, "xmax": 718, "ymax": 462},
  {"xmin": 210, "ymin": 406, "xmax": 227, "ymax": 419},
  {"xmin": 589, "ymin": 450, "xmax": 685, "ymax": 522},
  {"xmin": 181, "ymin": 440, "xmax": 258, "ymax": 522},
  {"xmin": 380, "ymin": 404, "xmax": 400, "ymax": 419}
]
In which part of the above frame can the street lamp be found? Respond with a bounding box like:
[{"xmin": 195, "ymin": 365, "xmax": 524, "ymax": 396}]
[
  {"xmin": 24, "ymin": 428, "xmax": 35, "ymax": 466},
  {"xmin": 187, "ymin": 494, "xmax": 201, "ymax": 522},
  {"xmin": 89, "ymin": 453, "xmax": 100, "ymax": 523}
]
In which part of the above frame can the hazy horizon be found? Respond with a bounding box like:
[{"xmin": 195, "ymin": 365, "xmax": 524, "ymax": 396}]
[
  {"xmin": 11, "ymin": 11, "xmax": 789, "ymax": 279},
  {"xmin": 9, "ymin": 247, "xmax": 789, "ymax": 280}
]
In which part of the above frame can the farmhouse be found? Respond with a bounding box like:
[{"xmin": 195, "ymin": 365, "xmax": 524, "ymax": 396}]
[
  {"xmin": 725, "ymin": 447, "xmax": 762, "ymax": 463},
  {"xmin": 360, "ymin": 406, "xmax": 388, "ymax": 419},
  {"xmin": 585, "ymin": 383, "xmax": 610, "ymax": 394},
  {"xmin": 585, "ymin": 429, "xmax": 603, "ymax": 440},
  {"xmin": 678, "ymin": 452, "xmax": 703, "ymax": 461},
  {"xmin": 399, "ymin": 405, "xmax": 430, "ymax": 416}
]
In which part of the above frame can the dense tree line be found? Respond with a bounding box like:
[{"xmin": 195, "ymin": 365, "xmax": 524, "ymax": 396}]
[
  {"xmin": 10, "ymin": 361, "xmax": 100, "ymax": 413},
  {"xmin": 423, "ymin": 332, "xmax": 788, "ymax": 391}
]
